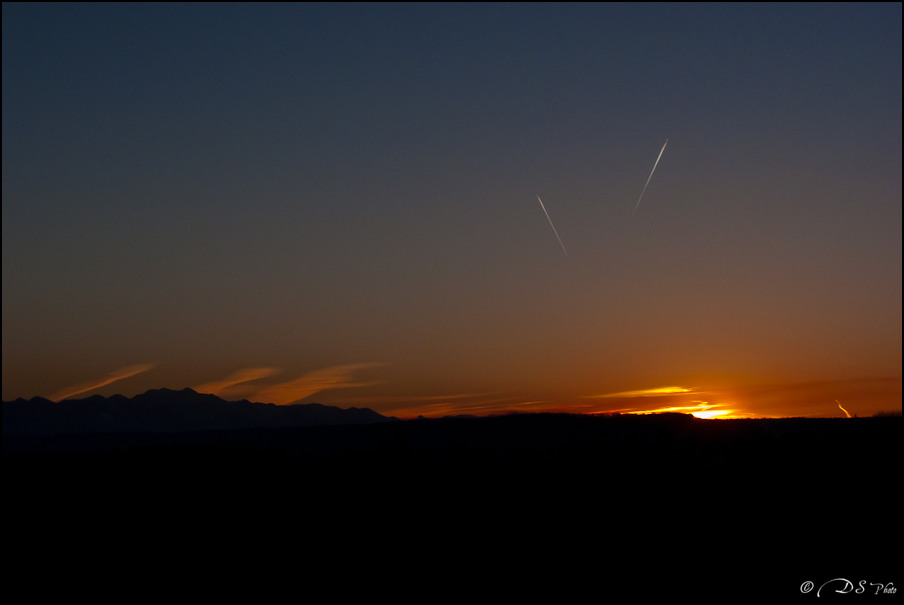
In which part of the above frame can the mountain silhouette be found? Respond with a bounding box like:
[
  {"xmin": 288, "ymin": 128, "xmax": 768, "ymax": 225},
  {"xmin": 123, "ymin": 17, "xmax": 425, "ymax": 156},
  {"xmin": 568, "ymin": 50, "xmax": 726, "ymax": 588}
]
[{"xmin": 1, "ymin": 387, "xmax": 394, "ymax": 436}]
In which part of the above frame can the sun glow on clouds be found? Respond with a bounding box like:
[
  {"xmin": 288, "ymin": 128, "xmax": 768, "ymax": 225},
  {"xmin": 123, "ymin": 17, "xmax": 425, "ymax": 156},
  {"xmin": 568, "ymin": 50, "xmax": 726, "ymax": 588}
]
[
  {"xmin": 374, "ymin": 386, "xmax": 748, "ymax": 419},
  {"xmin": 691, "ymin": 409, "xmax": 731, "ymax": 419},
  {"xmin": 630, "ymin": 402, "xmax": 737, "ymax": 419},
  {"xmin": 585, "ymin": 385, "xmax": 748, "ymax": 419},
  {"xmin": 603, "ymin": 400, "xmax": 744, "ymax": 419}
]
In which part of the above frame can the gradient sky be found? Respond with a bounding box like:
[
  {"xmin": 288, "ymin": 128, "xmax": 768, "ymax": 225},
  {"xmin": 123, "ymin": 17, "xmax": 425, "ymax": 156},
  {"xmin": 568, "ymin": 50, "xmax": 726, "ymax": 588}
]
[{"xmin": 3, "ymin": 3, "xmax": 901, "ymax": 419}]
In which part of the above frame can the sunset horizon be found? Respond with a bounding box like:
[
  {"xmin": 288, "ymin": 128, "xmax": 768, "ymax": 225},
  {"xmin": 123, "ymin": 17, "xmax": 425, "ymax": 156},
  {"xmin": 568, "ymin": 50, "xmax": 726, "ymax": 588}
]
[
  {"xmin": 4, "ymin": 5, "xmax": 900, "ymax": 427},
  {"xmin": 5, "ymin": 362, "xmax": 900, "ymax": 421}
]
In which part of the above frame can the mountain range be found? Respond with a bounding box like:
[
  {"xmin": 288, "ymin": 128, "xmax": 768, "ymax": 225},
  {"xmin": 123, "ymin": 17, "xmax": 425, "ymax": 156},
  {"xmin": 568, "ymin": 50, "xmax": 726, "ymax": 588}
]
[{"xmin": 1, "ymin": 388, "xmax": 395, "ymax": 436}]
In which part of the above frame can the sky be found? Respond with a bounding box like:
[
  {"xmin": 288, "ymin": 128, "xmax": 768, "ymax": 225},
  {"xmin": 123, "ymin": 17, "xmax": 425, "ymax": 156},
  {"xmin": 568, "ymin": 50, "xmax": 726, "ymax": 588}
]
[{"xmin": 3, "ymin": 3, "xmax": 901, "ymax": 419}]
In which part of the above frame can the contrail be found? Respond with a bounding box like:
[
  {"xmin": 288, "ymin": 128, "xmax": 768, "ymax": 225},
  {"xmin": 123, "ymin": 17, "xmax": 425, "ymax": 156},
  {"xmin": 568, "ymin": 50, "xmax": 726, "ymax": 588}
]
[
  {"xmin": 536, "ymin": 195, "xmax": 568, "ymax": 256},
  {"xmin": 836, "ymin": 400, "xmax": 852, "ymax": 418},
  {"xmin": 632, "ymin": 138, "xmax": 669, "ymax": 217}
]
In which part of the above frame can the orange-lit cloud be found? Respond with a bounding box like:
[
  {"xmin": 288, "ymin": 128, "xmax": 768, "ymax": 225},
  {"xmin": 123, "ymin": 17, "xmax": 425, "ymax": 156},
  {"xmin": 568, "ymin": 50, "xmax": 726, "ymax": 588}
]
[
  {"xmin": 374, "ymin": 393, "xmax": 559, "ymax": 419},
  {"xmin": 335, "ymin": 392, "xmax": 488, "ymax": 416},
  {"xmin": 194, "ymin": 367, "xmax": 281, "ymax": 398},
  {"xmin": 48, "ymin": 363, "xmax": 156, "ymax": 402},
  {"xmin": 588, "ymin": 386, "xmax": 697, "ymax": 399},
  {"xmin": 250, "ymin": 363, "xmax": 385, "ymax": 405},
  {"xmin": 584, "ymin": 386, "xmax": 751, "ymax": 418},
  {"xmin": 322, "ymin": 391, "xmax": 551, "ymax": 419},
  {"xmin": 624, "ymin": 401, "xmax": 746, "ymax": 419}
]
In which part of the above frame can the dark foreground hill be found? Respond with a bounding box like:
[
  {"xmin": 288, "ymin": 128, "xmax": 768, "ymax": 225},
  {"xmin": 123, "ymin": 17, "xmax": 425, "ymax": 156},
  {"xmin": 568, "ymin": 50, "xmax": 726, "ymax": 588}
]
[{"xmin": 4, "ymin": 411, "xmax": 900, "ymax": 601}]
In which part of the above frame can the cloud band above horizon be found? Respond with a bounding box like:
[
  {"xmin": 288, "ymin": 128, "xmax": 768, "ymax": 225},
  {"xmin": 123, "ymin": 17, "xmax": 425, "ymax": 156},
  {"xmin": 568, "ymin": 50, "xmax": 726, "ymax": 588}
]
[{"xmin": 48, "ymin": 363, "xmax": 156, "ymax": 402}]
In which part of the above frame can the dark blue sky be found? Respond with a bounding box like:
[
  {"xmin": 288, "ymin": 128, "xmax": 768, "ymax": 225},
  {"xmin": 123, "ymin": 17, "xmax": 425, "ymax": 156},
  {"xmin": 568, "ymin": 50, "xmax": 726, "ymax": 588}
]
[{"xmin": 3, "ymin": 3, "xmax": 901, "ymax": 417}]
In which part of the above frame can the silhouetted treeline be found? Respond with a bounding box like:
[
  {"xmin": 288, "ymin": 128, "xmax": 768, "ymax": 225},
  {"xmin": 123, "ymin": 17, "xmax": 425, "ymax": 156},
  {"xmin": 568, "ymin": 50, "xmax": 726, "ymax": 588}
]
[
  {"xmin": 5, "ymin": 409, "xmax": 898, "ymax": 482},
  {"xmin": 4, "ymin": 409, "xmax": 899, "ymax": 600}
]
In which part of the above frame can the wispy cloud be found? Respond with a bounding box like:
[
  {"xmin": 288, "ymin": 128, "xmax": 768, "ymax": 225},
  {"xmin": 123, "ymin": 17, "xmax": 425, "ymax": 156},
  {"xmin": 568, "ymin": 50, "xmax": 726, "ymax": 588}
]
[
  {"xmin": 48, "ymin": 363, "xmax": 156, "ymax": 402},
  {"xmin": 194, "ymin": 367, "xmax": 281, "ymax": 398},
  {"xmin": 587, "ymin": 386, "xmax": 697, "ymax": 399},
  {"xmin": 583, "ymin": 385, "xmax": 746, "ymax": 417},
  {"xmin": 378, "ymin": 393, "xmax": 553, "ymax": 419},
  {"xmin": 332, "ymin": 392, "xmax": 493, "ymax": 406},
  {"xmin": 606, "ymin": 401, "xmax": 742, "ymax": 419},
  {"xmin": 250, "ymin": 363, "xmax": 385, "ymax": 405}
]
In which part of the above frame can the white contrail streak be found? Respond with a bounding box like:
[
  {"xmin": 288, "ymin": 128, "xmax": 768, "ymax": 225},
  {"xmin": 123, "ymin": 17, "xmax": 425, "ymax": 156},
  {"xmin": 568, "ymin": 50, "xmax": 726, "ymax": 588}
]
[
  {"xmin": 632, "ymin": 138, "xmax": 669, "ymax": 217},
  {"xmin": 536, "ymin": 195, "xmax": 568, "ymax": 256}
]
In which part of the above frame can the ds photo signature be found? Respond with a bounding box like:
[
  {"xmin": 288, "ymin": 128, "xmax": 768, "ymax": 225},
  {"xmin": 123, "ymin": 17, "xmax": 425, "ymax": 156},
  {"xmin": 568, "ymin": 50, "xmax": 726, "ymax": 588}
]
[{"xmin": 800, "ymin": 579, "xmax": 897, "ymax": 597}]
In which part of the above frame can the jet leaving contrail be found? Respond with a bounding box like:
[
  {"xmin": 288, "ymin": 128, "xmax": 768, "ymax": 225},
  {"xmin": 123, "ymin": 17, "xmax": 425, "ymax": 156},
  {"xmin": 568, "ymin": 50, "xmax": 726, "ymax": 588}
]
[
  {"xmin": 632, "ymin": 138, "xmax": 669, "ymax": 217},
  {"xmin": 536, "ymin": 195, "xmax": 568, "ymax": 256}
]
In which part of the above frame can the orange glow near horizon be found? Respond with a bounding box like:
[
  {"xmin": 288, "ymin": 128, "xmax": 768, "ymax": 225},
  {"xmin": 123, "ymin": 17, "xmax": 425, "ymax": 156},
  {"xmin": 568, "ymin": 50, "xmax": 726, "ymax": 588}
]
[
  {"xmin": 622, "ymin": 401, "xmax": 747, "ymax": 419},
  {"xmin": 339, "ymin": 377, "xmax": 901, "ymax": 420},
  {"xmin": 584, "ymin": 386, "xmax": 750, "ymax": 418},
  {"xmin": 578, "ymin": 379, "xmax": 903, "ymax": 419},
  {"xmin": 691, "ymin": 409, "xmax": 732, "ymax": 419},
  {"xmin": 579, "ymin": 383, "xmax": 788, "ymax": 418},
  {"xmin": 13, "ymin": 370, "xmax": 899, "ymax": 420}
]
